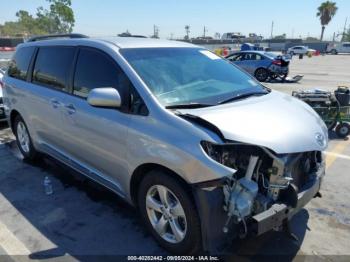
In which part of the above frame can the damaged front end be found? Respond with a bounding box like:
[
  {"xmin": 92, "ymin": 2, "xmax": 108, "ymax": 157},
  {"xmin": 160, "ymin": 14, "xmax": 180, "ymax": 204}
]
[{"xmin": 193, "ymin": 141, "xmax": 325, "ymax": 253}]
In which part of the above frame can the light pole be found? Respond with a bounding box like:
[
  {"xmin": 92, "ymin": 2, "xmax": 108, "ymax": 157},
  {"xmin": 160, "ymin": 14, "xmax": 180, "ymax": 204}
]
[
  {"xmin": 203, "ymin": 26, "xmax": 208, "ymax": 38},
  {"xmin": 185, "ymin": 25, "xmax": 190, "ymax": 40}
]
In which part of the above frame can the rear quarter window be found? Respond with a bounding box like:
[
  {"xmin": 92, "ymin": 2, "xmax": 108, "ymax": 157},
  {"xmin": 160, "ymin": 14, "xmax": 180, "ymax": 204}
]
[{"xmin": 7, "ymin": 46, "xmax": 35, "ymax": 81}]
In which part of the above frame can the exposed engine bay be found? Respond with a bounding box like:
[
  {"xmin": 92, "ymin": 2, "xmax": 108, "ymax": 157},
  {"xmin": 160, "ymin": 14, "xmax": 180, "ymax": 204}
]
[{"xmin": 201, "ymin": 141, "xmax": 323, "ymax": 236}]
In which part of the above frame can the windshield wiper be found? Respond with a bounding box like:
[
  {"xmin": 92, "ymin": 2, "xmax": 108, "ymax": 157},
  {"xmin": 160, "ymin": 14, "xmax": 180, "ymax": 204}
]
[
  {"xmin": 166, "ymin": 103, "xmax": 214, "ymax": 109},
  {"xmin": 218, "ymin": 92, "xmax": 267, "ymax": 105}
]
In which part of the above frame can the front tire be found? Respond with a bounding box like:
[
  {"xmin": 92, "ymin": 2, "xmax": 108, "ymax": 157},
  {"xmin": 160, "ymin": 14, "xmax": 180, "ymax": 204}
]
[
  {"xmin": 138, "ymin": 170, "xmax": 202, "ymax": 254},
  {"xmin": 331, "ymin": 49, "xmax": 338, "ymax": 55},
  {"xmin": 14, "ymin": 115, "xmax": 38, "ymax": 161}
]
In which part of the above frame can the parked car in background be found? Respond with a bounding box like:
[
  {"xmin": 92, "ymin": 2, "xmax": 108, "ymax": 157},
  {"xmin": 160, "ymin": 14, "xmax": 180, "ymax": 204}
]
[
  {"xmin": 226, "ymin": 51, "xmax": 290, "ymax": 82},
  {"xmin": 0, "ymin": 69, "xmax": 6, "ymax": 122},
  {"xmin": 327, "ymin": 42, "xmax": 350, "ymax": 54},
  {"xmin": 3, "ymin": 35, "xmax": 327, "ymax": 254},
  {"xmin": 287, "ymin": 46, "xmax": 315, "ymax": 56}
]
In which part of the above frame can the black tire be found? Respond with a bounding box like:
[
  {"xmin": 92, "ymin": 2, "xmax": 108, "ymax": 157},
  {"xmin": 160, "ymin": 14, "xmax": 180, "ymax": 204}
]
[
  {"xmin": 335, "ymin": 123, "xmax": 350, "ymax": 138},
  {"xmin": 290, "ymin": 51, "xmax": 294, "ymax": 56},
  {"xmin": 331, "ymin": 49, "xmax": 338, "ymax": 55},
  {"xmin": 137, "ymin": 170, "xmax": 202, "ymax": 254},
  {"xmin": 254, "ymin": 68, "xmax": 269, "ymax": 82},
  {"xmin": 13, "ymin": 115, "xmax": 38, "ymax": 161}
]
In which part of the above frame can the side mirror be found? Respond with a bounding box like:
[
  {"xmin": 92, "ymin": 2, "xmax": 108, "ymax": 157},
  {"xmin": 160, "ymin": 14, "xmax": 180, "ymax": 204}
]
[{"xmin": 87, "ymin": 88, "xmax": 121, "ymax": 108}]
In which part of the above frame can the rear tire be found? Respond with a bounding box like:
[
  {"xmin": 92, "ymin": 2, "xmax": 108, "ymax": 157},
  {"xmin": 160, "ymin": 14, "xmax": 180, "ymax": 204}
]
[
  {"xmin": 137, "ymin": 170, "xmax": 202, "ymax": 254},
  {"xmin": 14, "ymin": 115, "xmax": 38, "ymax": 161},
  {"xmin": 254, "ymin": 68, "xmax": 269, "ymax": 82},
  {"xmin": 335, "ymin": 123, "xmax": 350, "ymax": 138},
  {"xmin": 331, "ymin": 49, "xmax": 338, "ymax": 55}
]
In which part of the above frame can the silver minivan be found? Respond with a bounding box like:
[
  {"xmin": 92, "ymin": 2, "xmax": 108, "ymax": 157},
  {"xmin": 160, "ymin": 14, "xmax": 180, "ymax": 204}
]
[{"xmin": 3, "ymin": 34, "xmax": 328, "ymax": 254}]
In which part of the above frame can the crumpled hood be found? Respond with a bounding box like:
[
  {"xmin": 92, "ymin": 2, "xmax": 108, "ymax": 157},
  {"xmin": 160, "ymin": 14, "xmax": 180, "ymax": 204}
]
[{"xmin": 177, "ymin": 91, "xmax": 328, "ymax": 154}]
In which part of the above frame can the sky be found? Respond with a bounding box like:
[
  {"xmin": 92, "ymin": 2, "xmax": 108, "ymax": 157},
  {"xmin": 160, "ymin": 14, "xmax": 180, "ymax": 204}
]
[{"xmin": 0, "ymin": 0, "xmax": 349, "ymax": 40}]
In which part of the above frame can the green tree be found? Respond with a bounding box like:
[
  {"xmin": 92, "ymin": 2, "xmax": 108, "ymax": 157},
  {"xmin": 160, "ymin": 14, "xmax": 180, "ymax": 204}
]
[
  {"xmin": 37, "ymin": 0, "xmax": 75, "ymax": 34},
  {"xmin": 0, "ymin": 0, "xmax": 74, "ymax": 36},
  {"xmin": 317, "ymin": 1, "xmax": 338, "ymax": 41}
]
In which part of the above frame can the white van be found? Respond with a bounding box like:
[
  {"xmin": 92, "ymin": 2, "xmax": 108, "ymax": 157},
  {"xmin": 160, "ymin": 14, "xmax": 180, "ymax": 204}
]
[{"xmin": 327, "ymin": 42, "xmax": 350, "ymax": 54}]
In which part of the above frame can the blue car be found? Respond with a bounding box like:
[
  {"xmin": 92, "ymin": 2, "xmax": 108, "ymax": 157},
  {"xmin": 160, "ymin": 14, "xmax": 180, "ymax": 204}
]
[{"xmin": 226, "ymin": 51, "xmax": 290, "ymax": 82}]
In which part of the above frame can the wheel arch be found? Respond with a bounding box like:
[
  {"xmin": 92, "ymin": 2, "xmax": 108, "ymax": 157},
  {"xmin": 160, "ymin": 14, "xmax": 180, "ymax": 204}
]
[{"xmin": 130, "ymin": 163, "xmax": 192, "ymax": 206}]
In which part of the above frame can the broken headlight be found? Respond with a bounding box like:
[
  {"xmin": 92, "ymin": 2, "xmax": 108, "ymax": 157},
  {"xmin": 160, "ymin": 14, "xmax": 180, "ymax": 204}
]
[
  {"xmin": 201, "ymin": 141, "xmax": 223, "ymax": 163},
  {"xmin": 201, "ymin": 141, "xmax": 242, "ymax": 168}
]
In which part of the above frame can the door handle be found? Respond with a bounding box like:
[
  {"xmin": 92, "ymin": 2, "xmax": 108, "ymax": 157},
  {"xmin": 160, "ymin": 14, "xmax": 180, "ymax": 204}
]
[
  {"xmin": 50, "ymin": 98, "xmax": 61, "ymax": 109},
  {"xmin": 64, "ymin": 104, "xmax": 76, "ymax": 115}
]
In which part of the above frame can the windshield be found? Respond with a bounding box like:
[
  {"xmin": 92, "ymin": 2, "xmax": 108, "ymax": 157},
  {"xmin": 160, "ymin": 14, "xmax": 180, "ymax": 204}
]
[{"xmin": 120, "ymin": 48, "xmax": 267, "ymax": 107}]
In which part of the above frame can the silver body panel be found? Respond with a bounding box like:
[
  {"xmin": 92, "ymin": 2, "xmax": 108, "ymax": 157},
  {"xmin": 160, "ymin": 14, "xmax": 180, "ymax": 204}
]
[
  {"xmin": 177, "ymin": 91, "xmax": 328, "ymax": 154},
  {"xmin": 3, "ymin": 37, "xmax": 327, "ymax": 205}
]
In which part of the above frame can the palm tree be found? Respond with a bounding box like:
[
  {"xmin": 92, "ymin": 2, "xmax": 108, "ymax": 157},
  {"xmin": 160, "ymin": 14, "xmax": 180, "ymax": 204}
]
[{"xmin": 317, "ymin": 1, "xmax": 338, "ymax": 41}]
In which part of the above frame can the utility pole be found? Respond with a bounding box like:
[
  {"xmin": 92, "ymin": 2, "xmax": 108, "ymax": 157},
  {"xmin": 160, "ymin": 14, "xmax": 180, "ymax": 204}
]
[
  {"xmin": 185, "ymin": 25, "xmax": 190, "ymax": 40},
  {"xmin": 270, "ymin": 21, "xmax": 274, "ymax": 39},
  {"xmin": 203, "ymin": 26, "xmax": 208, "ymax": 38},
  {"xmin": 342, "ymin": 17, "xmax": 348, "ymax": 41},
  {"xmin": 152, "ymin": 25, "xmax": 159, "ymax": 39}
]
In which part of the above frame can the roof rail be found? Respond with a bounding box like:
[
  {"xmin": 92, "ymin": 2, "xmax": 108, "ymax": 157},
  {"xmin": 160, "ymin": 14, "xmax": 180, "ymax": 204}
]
[{"xmin": 26, "ymin": 33, "xmax": 89, "ymax": 42}]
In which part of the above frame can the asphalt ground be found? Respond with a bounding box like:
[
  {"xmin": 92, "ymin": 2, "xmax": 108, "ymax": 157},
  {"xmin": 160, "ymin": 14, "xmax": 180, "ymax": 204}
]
[{"xmin": 0, "ymin": 54, "xmax": 349, "ymax": 261}]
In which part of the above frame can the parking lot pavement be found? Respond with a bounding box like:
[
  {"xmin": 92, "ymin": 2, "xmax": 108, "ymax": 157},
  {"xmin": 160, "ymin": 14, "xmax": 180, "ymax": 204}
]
[
  {"xmin": 0, "ymin": 54, "xmax": 349, "ymax": 259},
  {"xmin": 265, "ymin": 54, "xmax": 350, "ymax": 94},
  {"xmin": 0, "ymin": 125, "xmax": 165, "ymax": 258}
]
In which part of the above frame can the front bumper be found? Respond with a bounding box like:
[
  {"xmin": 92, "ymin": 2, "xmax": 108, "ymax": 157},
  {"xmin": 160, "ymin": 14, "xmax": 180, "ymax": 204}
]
[{"xmin": 192, "ymin": 161, "xmax": 325, "ymax": 253}]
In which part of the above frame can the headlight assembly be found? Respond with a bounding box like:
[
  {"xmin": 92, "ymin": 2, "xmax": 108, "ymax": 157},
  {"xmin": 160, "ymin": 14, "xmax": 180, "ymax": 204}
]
[{"xmin": 200, "ymin": 141, "xmax": 223, "ymax": 163}]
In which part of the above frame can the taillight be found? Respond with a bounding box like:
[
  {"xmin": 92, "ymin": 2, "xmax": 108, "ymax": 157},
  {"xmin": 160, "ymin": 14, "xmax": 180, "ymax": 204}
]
[{"xmin": 272, "ymin": 60, "xmax": 282, "ymax": 66}]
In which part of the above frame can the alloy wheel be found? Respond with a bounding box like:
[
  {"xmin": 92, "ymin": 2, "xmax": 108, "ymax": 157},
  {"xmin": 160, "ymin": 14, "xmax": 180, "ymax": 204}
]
[
  {"xmin": 17, "ymin": 121, "xmax": 30, "ymax": 153},
  {"xmin": 146, "ymin": 185, "xmax": 187, "ymax": 244},
  {"xmin": 255, "ymin": 68, "xmax": 268, "ymax": 82}
]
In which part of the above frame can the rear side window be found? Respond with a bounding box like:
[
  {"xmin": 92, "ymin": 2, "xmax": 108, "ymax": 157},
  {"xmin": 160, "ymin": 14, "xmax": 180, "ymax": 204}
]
[
  {"xmin": 73, "ymin": 48, "xmax": 123, "ymax": 98},
  {"xmin": 32, "ymin": 46, "xmax": 75, "ymax": 91},
  {"xmin": 227, "ymin": 54, "xmax": 242, "ymax": 61},
  {"xmin": 8, "ymin": 46, "xmax": 35, "ymax": 81}
]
